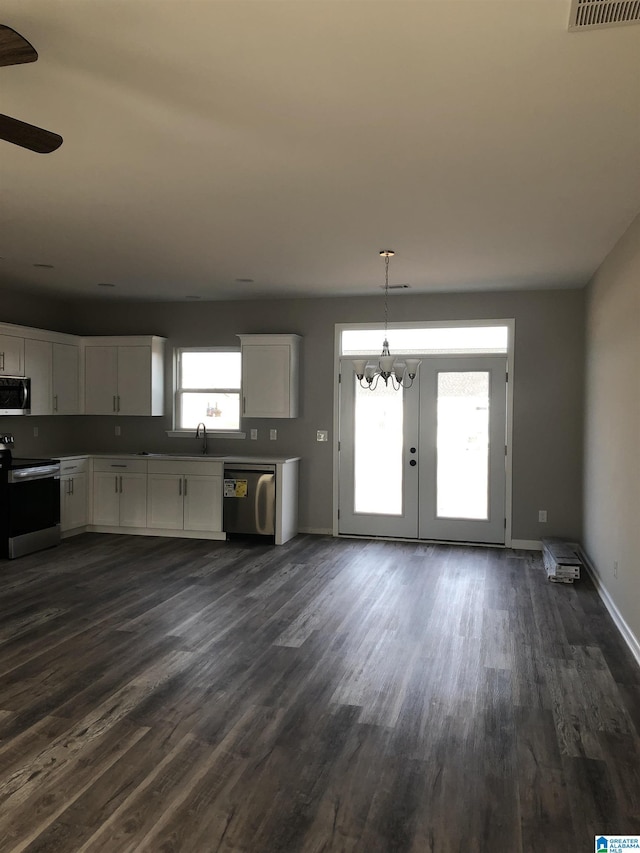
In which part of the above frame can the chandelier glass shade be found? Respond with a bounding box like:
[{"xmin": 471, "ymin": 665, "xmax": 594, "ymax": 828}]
[{"xmin": 353, "ymin": 251, "xmax": 421, "ymax": 390}]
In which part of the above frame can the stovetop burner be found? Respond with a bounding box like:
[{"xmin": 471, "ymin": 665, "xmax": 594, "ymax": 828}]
[
  {"xmin": 10, "ymin": 457, "xmax": 58, "ymax": 468},
  {"xmin": 0, "ymin": 456, "xmax": 59, "ymax": 471}
]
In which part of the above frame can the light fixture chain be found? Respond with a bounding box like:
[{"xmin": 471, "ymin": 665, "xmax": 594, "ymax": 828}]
[{"xmin": 384, "ymin": 253, "xmax": 389, "ymax": 334}]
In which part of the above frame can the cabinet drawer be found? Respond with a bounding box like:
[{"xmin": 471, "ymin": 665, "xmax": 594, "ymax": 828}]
[
  {"xmin": 93, "ymin": 458, "xmax": 148, "ymax": 473},
  {"xmin": 59, "ymin": 458, "xmax": 88, "ymax": 475},
  {"xmin": 148, "ymin": 460, "xmax": 223, "ymax": 476}
]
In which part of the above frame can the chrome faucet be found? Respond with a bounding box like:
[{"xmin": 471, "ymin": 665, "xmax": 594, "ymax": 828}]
[{"xmin": 195, "ymin": 422, "xmax": 208, "ymax": 455}]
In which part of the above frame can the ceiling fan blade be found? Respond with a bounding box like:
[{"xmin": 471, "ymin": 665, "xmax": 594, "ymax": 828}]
[
  {"xmin": 0, "ymin": 25, "xmax": 38, "ymax": 66},
  {"xmin": 0, "ymin": 114, "xmax": 62, "ymax": 153}
]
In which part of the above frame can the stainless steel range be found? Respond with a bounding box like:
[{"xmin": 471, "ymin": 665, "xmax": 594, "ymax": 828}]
[{"xmin": 0, "ymin": 434, "xmax": 61, "ymax": 559}]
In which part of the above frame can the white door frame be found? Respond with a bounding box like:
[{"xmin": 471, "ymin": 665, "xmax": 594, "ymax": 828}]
[{"xmin": 332, "ymin": 319, "xmax": 515, "ymax": 546}]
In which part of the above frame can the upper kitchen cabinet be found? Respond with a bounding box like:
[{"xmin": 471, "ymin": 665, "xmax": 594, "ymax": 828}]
[
  {"xmin": 23, "ymin": 337, "xmax": 81, "ymax": 415},
  {"xmin": 52, "ymin": 343, "xmax": 80, "ymax": 414},
  {"xmin": 24, "ymin": 339, "xmax": 52, "ymax": 415},
  {"xmin": 238, "ymin": 334, "xmax": 301, "ymax": 418},
  {"xmin": 84, "ymin": 336, "xmax": 166, "ymax": 416},
  {"xmin": 0, "ymin": 333, "xmax": 24, "ymax": 376}
]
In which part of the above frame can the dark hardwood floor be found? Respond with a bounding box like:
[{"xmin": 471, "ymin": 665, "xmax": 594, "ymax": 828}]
[{"xmin": 1, "ymin": 533, "xmax": 639, "ymax": 852}]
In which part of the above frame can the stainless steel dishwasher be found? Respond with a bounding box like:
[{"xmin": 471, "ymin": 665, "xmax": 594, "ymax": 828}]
[{"xmin": 223, "ymin": 464, "xmax": 276, "ymax": 536}]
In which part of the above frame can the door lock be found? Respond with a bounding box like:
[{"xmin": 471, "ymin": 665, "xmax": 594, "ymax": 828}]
[{"xmin": 409, "ymin": 459, "xmax": 417, "ymax": 467}]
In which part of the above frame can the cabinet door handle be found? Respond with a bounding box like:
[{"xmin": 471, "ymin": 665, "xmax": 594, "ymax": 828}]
[
  {"xmin": 113, "ymin": 395, "xmax": 117, "ymax": 412},
  {"xmin": 179, "ymin": 479, "xmax": 182, "ymax": 496},
  {"xmin": 0, "ymin": 352, "xmax": 4, "ymax": 371},
  {"xmin": 70, "ymin": 477, "xmax": 74, "ymax": 495},
  {"xmin": 115, "ymin": 475, "xmax": 119, "ymax": 493},
  {"xmin": 243, "ymin": 396, "xmax": 246, "ymax": 415},
  {"xmin": 184, "ymin": 477, "xmax": 188, "ymax": 497},
  {"xmin": 117, "ymin": 395, "xmax": 121, "ymax": 412},
  {"xmin": 120, "ymin": 475, "xmax": 123, "ymax": 493},
  {"xmin": 53, "ymin": 394, "xmax": 58, "ymax": 412}
]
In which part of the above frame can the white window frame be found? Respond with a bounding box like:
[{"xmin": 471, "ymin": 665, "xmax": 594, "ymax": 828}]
[{"xmin": 167, "ymin": 346, "xmax": 245, "ymax": 439}]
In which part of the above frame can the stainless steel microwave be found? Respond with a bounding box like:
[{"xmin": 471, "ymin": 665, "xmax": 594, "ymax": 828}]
[{"xmin": 0, "ymin": 376, "xmax": 31, "ymax": 415}]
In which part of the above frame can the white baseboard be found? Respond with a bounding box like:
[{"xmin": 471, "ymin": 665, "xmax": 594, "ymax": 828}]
[
  {"xmin": 510, "ymin": 539, "xmax": 542, "ymax": 551},
  {"xmin": 579, "ymin": 548, "xmax": 640, "ymax": 668}
]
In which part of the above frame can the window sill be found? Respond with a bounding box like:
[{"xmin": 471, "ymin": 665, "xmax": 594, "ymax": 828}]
[{"xmin": 166, "ymin": 430, "xmax": 246, "ymax": 440}]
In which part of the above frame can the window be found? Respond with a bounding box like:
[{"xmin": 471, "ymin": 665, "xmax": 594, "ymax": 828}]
[{"xmin": 175, "ymin": 348, "xmax": 241, "ymax": 431}]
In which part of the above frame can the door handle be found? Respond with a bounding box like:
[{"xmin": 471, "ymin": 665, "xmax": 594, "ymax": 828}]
[
  {"xmin": 70, "ymin": 477, "xmax": 74, "ymax": 495},
  {"xmin": 115, "ymin": 475, "xmax": 118, "ymax": 493},
  {"xmin": 179, "ymin": 478, "xmax": 182, "ymax": 496},
  {"xmin": 120, "ymin": 475, "xmax": 123, "ymax": 493}
]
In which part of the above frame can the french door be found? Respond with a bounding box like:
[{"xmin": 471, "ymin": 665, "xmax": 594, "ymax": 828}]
[{"xmin": 338, "ymin": 356, "xmax": 507, "ymax": 543}]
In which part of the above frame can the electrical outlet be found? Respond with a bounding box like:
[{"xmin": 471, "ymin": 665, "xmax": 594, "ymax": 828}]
[
  {"xmin": 33, "ymin": 426, "xmax": 39, "ymax": 437},
  {"xmin": 317, "ymin": 430, "xmax": 328, "ymax": 442},
  {"xmin": 250, "ymin": 429, "xmax": 258, "ymax": 440},
  {"xmin": 538, "ymin": 510, "xmax": 547, "ymax": 523},
  {"xmin": 613, "ymin": 560, "xmax": 618, "ymax": 578},
  {"xmin": 269, "ymin": 429, "xmax": 277, "ymax": 441},
  {"xmin": 115, "ymin": 425, "xmax": 121, "ymax": 436}
]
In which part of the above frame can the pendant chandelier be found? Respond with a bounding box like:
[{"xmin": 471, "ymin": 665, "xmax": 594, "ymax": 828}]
[{"xmin": 353, "ymin": 250, "xmax": 421, "ymax": 390}]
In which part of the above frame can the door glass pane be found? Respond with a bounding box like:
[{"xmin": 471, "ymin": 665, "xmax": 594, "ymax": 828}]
[
  {"xmin": 354, "ymin": 378, "xmax": 403, "ymax": 515},
  {"xmin": 437, "ymin": 372, "xmax": 489, "ymax": 519},
  {"xmin": 342, "ymin": 326, "xmax": 508, "ymax": 355}
]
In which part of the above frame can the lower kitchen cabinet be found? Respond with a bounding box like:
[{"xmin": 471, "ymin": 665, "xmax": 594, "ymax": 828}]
[
  {"xmin": 147, "ymin": 460, "xmax": 222, "ymax": 533},
  {"xmin": 59, "ymin": 458, "xmax": 88, "ymax": 533},
  {"xmin": 92, "ymin": 459, "xmax": 148, "ymax": 528}
]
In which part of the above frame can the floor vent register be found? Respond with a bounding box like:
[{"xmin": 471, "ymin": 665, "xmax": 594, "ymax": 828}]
[{"xmin": 541, "ymin": 538, "xmax": 582, "ymax": 583}]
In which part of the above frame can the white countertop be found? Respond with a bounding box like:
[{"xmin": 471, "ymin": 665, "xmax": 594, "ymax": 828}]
[{"xmin": 55, "ymin": 453, "xmax": 301, "ymax": 465}]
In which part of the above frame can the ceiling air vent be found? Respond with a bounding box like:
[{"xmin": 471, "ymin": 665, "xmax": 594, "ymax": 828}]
[{"xmin": 569, "ymin": 0, "xmax": 640, "ymax": 30}]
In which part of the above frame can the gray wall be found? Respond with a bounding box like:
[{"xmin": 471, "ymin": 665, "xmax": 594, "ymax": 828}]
[
  {"xmin": 1, "ymin": 285, "xmax": 584, "ymax": 540},
  {"xmin": 34, "ymin": 286, "xmax": 583, "ymax": 541},
  {"xmin": 584, "ymin": 212, "xmax": 640, "ymax": 649}
]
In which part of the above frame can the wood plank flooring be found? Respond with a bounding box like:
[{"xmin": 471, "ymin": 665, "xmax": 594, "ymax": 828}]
[{"xmin": 1, "ymin": 533, "xmax": 639, "ymax": 852}]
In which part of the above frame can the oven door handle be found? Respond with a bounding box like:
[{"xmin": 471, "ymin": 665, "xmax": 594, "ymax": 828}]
[{"xmin": 8, "ymin": 465, "xmax": 61, "ymax": 483}]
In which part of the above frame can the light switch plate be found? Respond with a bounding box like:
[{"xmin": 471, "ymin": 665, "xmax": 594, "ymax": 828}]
[
  {"xmin": 250, "ymin": 429, "xmax": 258, "ymax": 440},
  {"xmin": 317, "ymin": 430, "xmax": 328, "ymax": 442}
]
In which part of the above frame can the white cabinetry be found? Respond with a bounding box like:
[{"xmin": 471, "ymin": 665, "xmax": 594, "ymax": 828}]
[
  {"xmin": 0, "ymin": 333, "xmax": 24, "ymax": 376},
  {"xmin": 24, "ymin": 339, "xmax": 52, "ymax": 415},
  {"xmin": 238, "ymin": 334, "xmax": 301, "ymax": 418},
  {"xmin": 59, "ymin": 458, "xmax": 88, "ymax": 533},
  {"xmin": 147, "ymin": 459, "xmax": 223, "ymax": 533},
  {"xmin": 92, "ymin": 458, "xmax": 148, "ymax": 528},
  {"xmin": 52, "ymin": 343, "xmax": 80, "ymax": 414},
  {"xmin": 24, "ymin": 339, "xmax": 81, "ymax": 415},
  {"xmin": 84, "ymin": 336, "xmax": 165, "ymax": 416}
]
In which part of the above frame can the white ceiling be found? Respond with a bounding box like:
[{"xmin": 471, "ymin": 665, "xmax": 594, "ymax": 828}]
[{"xmin": 1, "ymin": 0, "xmax": 639, "ymax": 302}]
